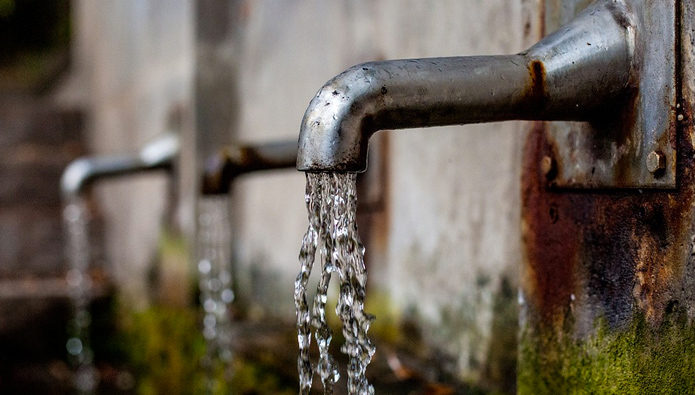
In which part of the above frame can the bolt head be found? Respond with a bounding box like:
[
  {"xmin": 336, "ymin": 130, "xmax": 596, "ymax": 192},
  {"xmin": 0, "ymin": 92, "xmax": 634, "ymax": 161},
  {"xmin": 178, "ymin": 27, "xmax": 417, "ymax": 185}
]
[
  {"xmin": 541, "ymin": 156, "xmax": 556, "ymax": 179},
  {"xmin": 646, "ymin": 151, "xmax": 666, "ymax": 173}
]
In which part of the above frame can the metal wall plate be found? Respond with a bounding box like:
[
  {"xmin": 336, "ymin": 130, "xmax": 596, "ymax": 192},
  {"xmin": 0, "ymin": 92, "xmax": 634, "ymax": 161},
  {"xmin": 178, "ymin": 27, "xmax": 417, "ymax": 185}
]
[{"xmin": 544, "ymin": 0, "xmax": 677, "ymax": 189}]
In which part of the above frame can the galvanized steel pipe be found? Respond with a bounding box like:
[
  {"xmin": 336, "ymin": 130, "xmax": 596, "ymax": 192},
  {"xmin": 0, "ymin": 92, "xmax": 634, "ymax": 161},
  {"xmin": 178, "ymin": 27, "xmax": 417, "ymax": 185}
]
[
  {"xmin": 297, "ymin": 0, "xmax": 634, "ymax": 172},
  {"xmin": 61, "ymin": 133, "xmax": 180, "ymax": 200},
  {"xmin": 201, "ymin": 140, "xmax": 298, "ymax": 195}
]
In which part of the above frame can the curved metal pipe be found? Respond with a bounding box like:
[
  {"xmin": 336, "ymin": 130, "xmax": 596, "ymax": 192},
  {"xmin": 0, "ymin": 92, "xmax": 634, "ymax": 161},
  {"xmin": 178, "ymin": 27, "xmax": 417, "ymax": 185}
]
[
  {"xmin": 201, "ymin": 140, "xmax": 298, "ymax": 195},
  {"xmin": 61, "ymin": 133, "xmax": 180, "ymax": 200},
  {"xmin": 297, "ymin": 0, "xmax": 635, "ymax": 172}
]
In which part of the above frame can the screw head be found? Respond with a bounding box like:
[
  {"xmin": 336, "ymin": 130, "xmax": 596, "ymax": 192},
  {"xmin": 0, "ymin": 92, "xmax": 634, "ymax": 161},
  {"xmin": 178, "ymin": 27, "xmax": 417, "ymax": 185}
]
[
  {"xmin": 541, "ymin": 156, "xmax": 556, "ymax": 179},
  {"xmin": 646, "ymin": 151, "xmax": 666, "ymax": 174}
]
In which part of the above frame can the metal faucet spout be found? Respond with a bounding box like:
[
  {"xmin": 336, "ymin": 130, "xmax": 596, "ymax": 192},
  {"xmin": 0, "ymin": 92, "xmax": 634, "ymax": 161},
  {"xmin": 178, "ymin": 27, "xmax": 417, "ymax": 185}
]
[
  {"xmin": 297, "ymin": 0, "xmax": 634, "ymax": 172},
  {"xmin": 201, "ymin": 140, "xmax": 298, "ymax": 195},
  {"xmin": 61, "ymin": 133, "xmax": 180, "ymax": 200}
]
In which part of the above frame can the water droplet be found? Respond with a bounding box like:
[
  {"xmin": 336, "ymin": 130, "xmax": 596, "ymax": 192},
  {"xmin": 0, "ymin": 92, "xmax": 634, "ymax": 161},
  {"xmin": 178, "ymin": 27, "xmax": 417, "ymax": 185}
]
[
  {"xmin": 204, "ymin": 299, "xmax": 216, "ymax": 313},
  {"xmin": 198, "ymin": 259, "xmax": 212, "ymax": 274},
  {"xmin": 219, "ymin": 270, "xmax": 231, "ymax": 284},
  {"xmin": 75, "ymin": 367, "xmax": 98, "ymax": 391},
  {"xmin": 203, "ymin": 327, "xmax": 216, "ymax": 340},
  {"xmin": 298, "ymin": 333, "xmax": 310, "ymax": 349},
  {"xmin": 221, "ymin": 289, "xmax": 234, "ymax": 303},
  {"xmin": 209, "ymin": 278, "xmax": 221, "ymax": 292},
  {"xmin": 63, "ymin": 203, "xmax": 83, "ymax": 222},
  {"xmin": 75, "ymin": 310, "xmax": 91, "ymax": 328},
  {"xmin": 220, "ymin": 349, "xmax": 233, "ymax": 362},
  {"xmin": 66, "ymin": 269, "xmax": 83, "ymax": 288},
  {"xmin": 204, "ymin": 314, "xmax": 217, "ymax": 328},
  {"xmin": 66, "ymin": 338, "xmax": 83, "ymax": 355},
  {"xmin": 196, "ymin": 197, "xmax": 236, "ymax": 388},
  {"xmin": 63, "ymin": 198, "xmax": 98, "ymax": 393}
]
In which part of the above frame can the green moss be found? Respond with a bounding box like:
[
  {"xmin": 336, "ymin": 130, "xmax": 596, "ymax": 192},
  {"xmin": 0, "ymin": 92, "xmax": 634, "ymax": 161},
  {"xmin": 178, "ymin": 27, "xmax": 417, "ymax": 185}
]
[
  {"xmin": 154, "ymin": 227, "xmax": 194, "ymax": 307},
  {"xmin": 519, "ymin": 308, "xmax": 695, "ymax": 394},
  {"xmin": 482, "ymin": 276, "xmax": 518, "ymax": 394},
  {"xmin": 362, "ymin": 279, "xmax": 518, "ymax": 395},
  {"xmin": 0, "ymin": 0, "xmax": 14, "ymax": 18},
  {"xmin": 230, "ymin": 358, "xmax": 296, "ymax": 395},
  {"xmin": 364, "ymin": 290, "xmax": 402, "ymax": 344},
  {"xmin": 116, "ymin": 303, "xmax": 299, "ymax": 394},
  {"xmin": 119, "ymin": 306, "xmax": 208, "ymax": 395}
]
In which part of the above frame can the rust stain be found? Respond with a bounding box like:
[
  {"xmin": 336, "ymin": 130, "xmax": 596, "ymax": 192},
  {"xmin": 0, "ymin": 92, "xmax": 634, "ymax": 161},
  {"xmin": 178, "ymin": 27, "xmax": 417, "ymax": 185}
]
[
  {"xmin": 525, "ymin": 60, "xmax": 548, "ymax": 114},
  {"xmin": 201, "ymin": 145, "xmax": 297, "ymax": 195},
  {"xmin": 522, "ymin": 122, "xmax": 583, "ymax": 324},
  {"xmin": 201, "ymin": 151, "xmax": 230, "ymax": 195},
  {"xmin": 529, "ymin": 61, "xmax": 546, "ymax": 98},
  {"xmin": 522, "ymin": 101, "xmax": 695, "ymax": 329}
]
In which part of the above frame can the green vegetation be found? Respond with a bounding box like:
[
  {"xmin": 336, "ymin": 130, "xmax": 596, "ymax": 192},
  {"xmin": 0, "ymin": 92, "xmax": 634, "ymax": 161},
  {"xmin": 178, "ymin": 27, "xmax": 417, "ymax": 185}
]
[
  {"xmin": 0, "ymin": 0, "xmax": 14, "ymax": 18},
  {"xmin": 119, "ymin": 306, "xmax": 208, "ymax": 395},
  {"xmin": 116, "ymin": 305, "xmax": 297, "ymax": 395},
  {"xmin": 519, "ymin": 308, "xmax": 695, "ymax": 394},
  {"xmin": 482, "ymin": 276, "xmax": 518, "ymax": 394},
  {"xmin": 230, "ymin": 359, "xmax": 295, "ymax": 395}
]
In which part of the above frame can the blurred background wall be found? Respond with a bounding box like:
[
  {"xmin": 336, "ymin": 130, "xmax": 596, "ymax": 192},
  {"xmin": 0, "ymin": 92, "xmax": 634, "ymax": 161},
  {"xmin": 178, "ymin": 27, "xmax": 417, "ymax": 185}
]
[{"xmin": 69, "ymin": 0, "xmax": 195, "ymax": 308}]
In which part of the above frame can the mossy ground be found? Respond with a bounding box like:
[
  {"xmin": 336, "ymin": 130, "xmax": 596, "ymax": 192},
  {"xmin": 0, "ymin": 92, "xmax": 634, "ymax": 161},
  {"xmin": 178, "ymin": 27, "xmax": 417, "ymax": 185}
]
[
  {"xmin": 519, "ymin": 308, "xmax": 695, "ymax": 394},
  {"xmin": 115, "ymin": 304, "xmax": 297, "ymax": 395}
]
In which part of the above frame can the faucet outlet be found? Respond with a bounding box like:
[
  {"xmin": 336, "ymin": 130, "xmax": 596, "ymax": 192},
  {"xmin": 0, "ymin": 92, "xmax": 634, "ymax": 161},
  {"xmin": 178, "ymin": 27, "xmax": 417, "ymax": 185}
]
[
  {"xmin": 201, "ymin": 141, "xmax": 298, "ymax": 195},
  {"xmin": 297, "ymin": 0, "xmax": 677, "ymax": 190}
]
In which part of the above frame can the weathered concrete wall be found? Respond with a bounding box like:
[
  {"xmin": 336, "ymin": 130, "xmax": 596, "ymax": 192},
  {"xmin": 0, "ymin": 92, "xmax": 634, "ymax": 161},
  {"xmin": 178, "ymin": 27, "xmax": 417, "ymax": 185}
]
[
  {"xmin": 72, "ymin": 0, "xmax": 194, "ymax": 308},
  {"xmin": 379, "ymin": 3, "xmax": 539, "ymax": 387}
]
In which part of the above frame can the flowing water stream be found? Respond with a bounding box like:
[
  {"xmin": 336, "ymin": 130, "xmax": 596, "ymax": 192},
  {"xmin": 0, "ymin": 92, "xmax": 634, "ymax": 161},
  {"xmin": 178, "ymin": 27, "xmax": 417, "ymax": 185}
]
[
  {"xmin": 63, "ymin": 197, "xmax": 99, "ymax": 394},
  {"xmin": 197, "ymin": 196, "xmax": 235, "ymax": 390},
  {"xmin": 295, "ymin": 172, "xmax": 375, "ymax": 395}
]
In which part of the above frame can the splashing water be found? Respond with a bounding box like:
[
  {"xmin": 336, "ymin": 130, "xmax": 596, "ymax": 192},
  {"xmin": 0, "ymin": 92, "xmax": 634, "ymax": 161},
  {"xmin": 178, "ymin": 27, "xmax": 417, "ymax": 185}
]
[
  {"xmin": 63, "ymin": 198, "xmax": 99, "ymax": 394},
  {"xmin": 295, "ymin": 172, "xmax": 375, "ymax": 395},
  {"xmin": 197, "ymin": 196, "xmax": 235, "ymax": 389}
]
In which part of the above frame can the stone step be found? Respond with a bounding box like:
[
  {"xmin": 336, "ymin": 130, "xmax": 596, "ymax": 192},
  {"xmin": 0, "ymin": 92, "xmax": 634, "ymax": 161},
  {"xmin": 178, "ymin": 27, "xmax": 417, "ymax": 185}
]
[
  {"xmin": 0, "ymin": 275, "xmax": 110, "ymax": 300},
  {"xmin": 0, "ymin": 99, "xmax": 90, "ymax": 277},
  {"xmin": 0, "ymin": 206, "xmax": 106, "ymax": 277},
  {"xmin": 0, "ymin": 99, "xmax": 83, "ymax": 149}
]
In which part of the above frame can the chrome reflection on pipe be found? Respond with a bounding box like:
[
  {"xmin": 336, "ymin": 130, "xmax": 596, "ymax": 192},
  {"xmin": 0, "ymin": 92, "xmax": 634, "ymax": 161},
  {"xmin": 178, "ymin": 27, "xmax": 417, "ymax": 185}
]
[
  {"xmin": 297, "ymin": 0, "xmax": 634, "ymax": 172},
  {"xmin": 61, "ymin": 133, "xmax": 180, "ymax": 200}
]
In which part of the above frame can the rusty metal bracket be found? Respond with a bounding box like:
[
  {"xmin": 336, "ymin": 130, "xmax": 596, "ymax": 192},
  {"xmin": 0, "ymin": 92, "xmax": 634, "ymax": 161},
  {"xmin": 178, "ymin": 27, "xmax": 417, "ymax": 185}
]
[{"xmin": 544, "ymin": 0, "xmax": 677, "ymax": 189}]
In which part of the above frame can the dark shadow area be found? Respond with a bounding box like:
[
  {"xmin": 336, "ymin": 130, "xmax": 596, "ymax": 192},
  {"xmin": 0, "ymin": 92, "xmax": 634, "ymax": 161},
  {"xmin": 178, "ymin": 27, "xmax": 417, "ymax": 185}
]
[{"xmin": 0, "ymin": 0, "xmax": 71, "ymax": 94}]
